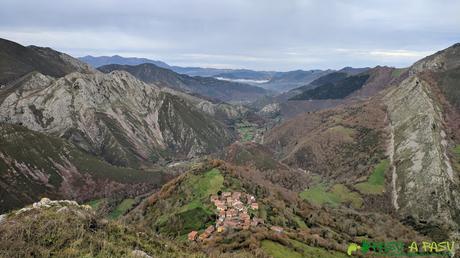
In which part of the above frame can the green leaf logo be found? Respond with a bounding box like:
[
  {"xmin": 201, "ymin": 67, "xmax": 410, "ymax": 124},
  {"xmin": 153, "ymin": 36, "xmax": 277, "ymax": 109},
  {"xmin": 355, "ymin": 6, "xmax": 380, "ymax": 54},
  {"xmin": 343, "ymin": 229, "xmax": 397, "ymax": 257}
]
[{"xmin": 347, "ymin": 243, "xmax": 361, "ymax": 256}]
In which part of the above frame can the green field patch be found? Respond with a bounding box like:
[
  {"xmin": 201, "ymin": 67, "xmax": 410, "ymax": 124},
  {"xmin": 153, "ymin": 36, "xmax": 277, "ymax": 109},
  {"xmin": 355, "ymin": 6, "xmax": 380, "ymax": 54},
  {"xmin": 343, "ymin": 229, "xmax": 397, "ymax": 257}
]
[
  {"xmin": 300, "ymin": 183, "xmax": 362, "ymax": 209},
  {"xmin": 354, "ymin": 159, "xmax": 389, "ymax": 194},
  {"xmin": 261, "ymin": 240, "xmax": 347, "ymax": 258},
  {"xmin": 158, "ymin": 207, "xmax": 212, "ymax": 235},
  {"xmin": 328, "ymin": 126, "xmax": 356, "ymax": 142},
  {"xmin": 151, "ymin": 168, "xmax": 224, "ymax": 236},
  {"xmin": 293, "ymin": 215, "xmax": 308, "ymax": 229},
  {"xmin": 108, "ymin": 198, "xmax": 136, "ymax": 220},
  {"xmin": 261, "ymin": 240, "xmax": 304, "ymax": 258},
  {"xmin": 289, "ymin": 240, "xmax": 348, "ymax": 258},
  {"xmin": 330, "ymin": 184, "xmax": 363, "ymax": 208},
  {"xmin": 236, "ymin": 122, "xmax": 257, "ymax": 142},
  {"xmin": 185, "ymin": 168, "xmax": 224, "ymax": 198}
]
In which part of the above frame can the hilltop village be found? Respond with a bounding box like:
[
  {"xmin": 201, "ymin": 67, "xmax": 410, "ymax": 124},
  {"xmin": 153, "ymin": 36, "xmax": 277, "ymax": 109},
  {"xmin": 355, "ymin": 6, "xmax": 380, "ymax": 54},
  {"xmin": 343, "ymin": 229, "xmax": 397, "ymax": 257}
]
[{"xmin": 188, "ymin": 191, "xmax": 271, "ymax": 241}]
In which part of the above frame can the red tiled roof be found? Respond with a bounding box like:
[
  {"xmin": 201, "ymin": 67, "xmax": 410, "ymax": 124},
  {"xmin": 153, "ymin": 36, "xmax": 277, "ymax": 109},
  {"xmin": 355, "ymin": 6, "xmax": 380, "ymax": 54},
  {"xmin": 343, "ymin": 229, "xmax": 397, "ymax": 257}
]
[{"xmin": 188, "ymin": 231, "xmax": 198, "ymax": 241}]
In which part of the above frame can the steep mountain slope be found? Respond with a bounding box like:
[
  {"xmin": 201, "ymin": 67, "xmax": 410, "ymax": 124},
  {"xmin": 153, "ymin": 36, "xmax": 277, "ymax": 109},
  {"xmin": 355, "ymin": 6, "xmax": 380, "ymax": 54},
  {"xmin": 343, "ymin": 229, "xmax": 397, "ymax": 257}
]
[
  {"xmin": 98, "ymin": 63, "xmax": 271, "ymax": 103},
  {"xmin": 249, "ymin": 72, "xmax": 349, "ymax": 111},
  {"xmin": 0, "ymin": 38, "xmax": 92, "ymax": 85},
  {"xmin": 383, "ymin": 43, "xmax": 460, "ymax": 241},
  {"xmin": 0, "ymin": 123, "xmax": 168, "ymax": 213},
  {"xmin": 289, "ymin": 66, "xmax": 402, "ymax": 101},
  {"xmin": 265, "ymin": 100, "xmax": 389, "ymax": 186},
  {"xmin": 292, "ymin": 71, "xmax": 349, "ymax": 93},
  {"xmin": 264, "ymin": 43, "xmax": 460, "ymax": 243},
  {"xmin": 221, "ymin": 142, "xmax": 310, "ymax": 191},
  {"xmin": 290, "ymin": 74, "xmax": 370, "ymax": 100},
  {"xmin": 261, "ymin": 67, "xmax": 369, "ymax": 93},
  {"xmin": 384, "ymin": 75, "xmax": 460, "ymax": 241},
  {"xmin": 0, "ymin": 70, "xmax": 235, "ymax": 168},
  {"xmin": 160, "ymin": 86, "xmax": 251, "ymax": 124},
  {"xmin": 286, "ymin": 67, "xmax": 372, "ymax": 97},
  {"xmin": 266, "ymin": 66, "xmax": 403, "ymax": 118}
]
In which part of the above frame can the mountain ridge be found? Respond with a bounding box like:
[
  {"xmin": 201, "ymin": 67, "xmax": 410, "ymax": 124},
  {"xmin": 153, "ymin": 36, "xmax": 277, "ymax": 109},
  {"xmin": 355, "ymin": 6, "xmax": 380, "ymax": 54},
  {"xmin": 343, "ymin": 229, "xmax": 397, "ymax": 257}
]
[
  {"xmin": 97, "ymin": 63, "xmax": 271, "ymax": 103},
  {"xmin": 0, "ymin": 38, "xmax": 93, "ymax": 85}
]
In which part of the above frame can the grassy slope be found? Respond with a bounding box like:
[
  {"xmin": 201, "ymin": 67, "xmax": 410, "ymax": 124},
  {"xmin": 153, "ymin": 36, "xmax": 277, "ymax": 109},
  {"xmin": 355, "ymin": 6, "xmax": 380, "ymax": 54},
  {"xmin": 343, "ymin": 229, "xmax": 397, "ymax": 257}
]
[
  {"xmin": 0, "ymin": 204, "xmax": 203, "ymax": 257},
  {"xmin": 86, "ymin": 198, "xmax": 106, "ymax": 210},
  {"xmin": 261, "ymin": 240, "xmax": 347, "ymax": 258},
  {"xmin": 354, "ymin": 159, "xmax": 389, "ymax": 194},
  {"xmin": 109, "ymin": 198, "xmax": 136, "ymax": 220},
  {"xmin": 300, "ymin": 183, "xmax": 363, "ymax": 209},
  {"xmin": 143, "ymin": 168, "xmax": 224, "ymax": 236}
]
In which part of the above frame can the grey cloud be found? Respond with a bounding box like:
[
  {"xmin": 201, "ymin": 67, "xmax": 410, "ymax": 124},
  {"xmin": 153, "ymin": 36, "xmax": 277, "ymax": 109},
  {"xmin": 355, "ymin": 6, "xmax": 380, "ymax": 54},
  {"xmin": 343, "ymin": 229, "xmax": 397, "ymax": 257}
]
[{"xmin": 0, "ymin": 0, "xmax": 459, "ymax": 70}]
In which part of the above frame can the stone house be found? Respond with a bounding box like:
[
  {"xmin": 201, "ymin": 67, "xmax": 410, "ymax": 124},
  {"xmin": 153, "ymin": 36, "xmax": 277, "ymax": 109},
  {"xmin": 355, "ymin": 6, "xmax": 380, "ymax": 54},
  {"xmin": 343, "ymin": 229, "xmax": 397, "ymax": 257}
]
[
  {"xmin": 233, "ymin": 200, "xmax": 244, "ymax": 211},
  {"xmin": 226, "ymin": 208, "xmax": 238, "ymax": 218},
  {"xmin": 188, "ymin": 231, "xmax": 198, "ymax": 241},
  {"xmin": 222, "ymin": 192, "xmax": 231, "ymax": 198},
  {"xmin": 226, "ymin": 197, "xmax": 234, "ymax": 206}
]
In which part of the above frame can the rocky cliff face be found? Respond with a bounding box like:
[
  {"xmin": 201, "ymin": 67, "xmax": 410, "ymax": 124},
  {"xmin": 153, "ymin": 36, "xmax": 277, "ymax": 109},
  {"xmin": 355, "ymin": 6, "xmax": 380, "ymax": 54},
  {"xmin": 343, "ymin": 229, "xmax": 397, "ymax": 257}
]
[
  {"xmin": 160, "ymin": 86, "xmax": 250, "ymax": 123},
  {"xmin": 410, "ymin": 43, "xmax": 460, "ymax": 74},
  {"xmin": 0, "ymin": 70, "xmax": 235, "ymax": 167},
  {"xmin": 384, "ymin": 44, "xmax": 460, "ymax": 241}
]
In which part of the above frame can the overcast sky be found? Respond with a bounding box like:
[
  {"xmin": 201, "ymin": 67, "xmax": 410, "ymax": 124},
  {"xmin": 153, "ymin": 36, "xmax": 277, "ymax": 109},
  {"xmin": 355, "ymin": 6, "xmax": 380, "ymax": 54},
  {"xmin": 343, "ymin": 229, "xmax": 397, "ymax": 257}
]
[{"xmin": 1, "ymin": 0, "xmax": 459, "ymax": 71}]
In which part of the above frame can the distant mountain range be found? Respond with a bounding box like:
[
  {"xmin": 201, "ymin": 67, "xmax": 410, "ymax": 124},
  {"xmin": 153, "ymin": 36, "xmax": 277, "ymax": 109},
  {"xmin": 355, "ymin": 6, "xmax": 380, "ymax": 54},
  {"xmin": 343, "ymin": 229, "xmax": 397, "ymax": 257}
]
[
  {"xmin": 79, "ymin": 55, "xmax": 370, "ymax": 92},
  {"xmin": 79, "ymin": 55, "xmax": 170, "ymax": 69},
  {"xmin": 80, "ymin": 55, "xmax": 271, "ymax": 79},
  {"xmin": 97, "ymin": 63, "xmax": 271, "ymax": 103}
]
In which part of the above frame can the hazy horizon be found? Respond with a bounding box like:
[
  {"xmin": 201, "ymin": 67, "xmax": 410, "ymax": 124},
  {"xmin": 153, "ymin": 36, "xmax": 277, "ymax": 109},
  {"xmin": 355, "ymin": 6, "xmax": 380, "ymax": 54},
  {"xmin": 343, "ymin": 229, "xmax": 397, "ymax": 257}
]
[{"xmin": 1, "ymin": 0, "xmax": 459, "ymax": 71}]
